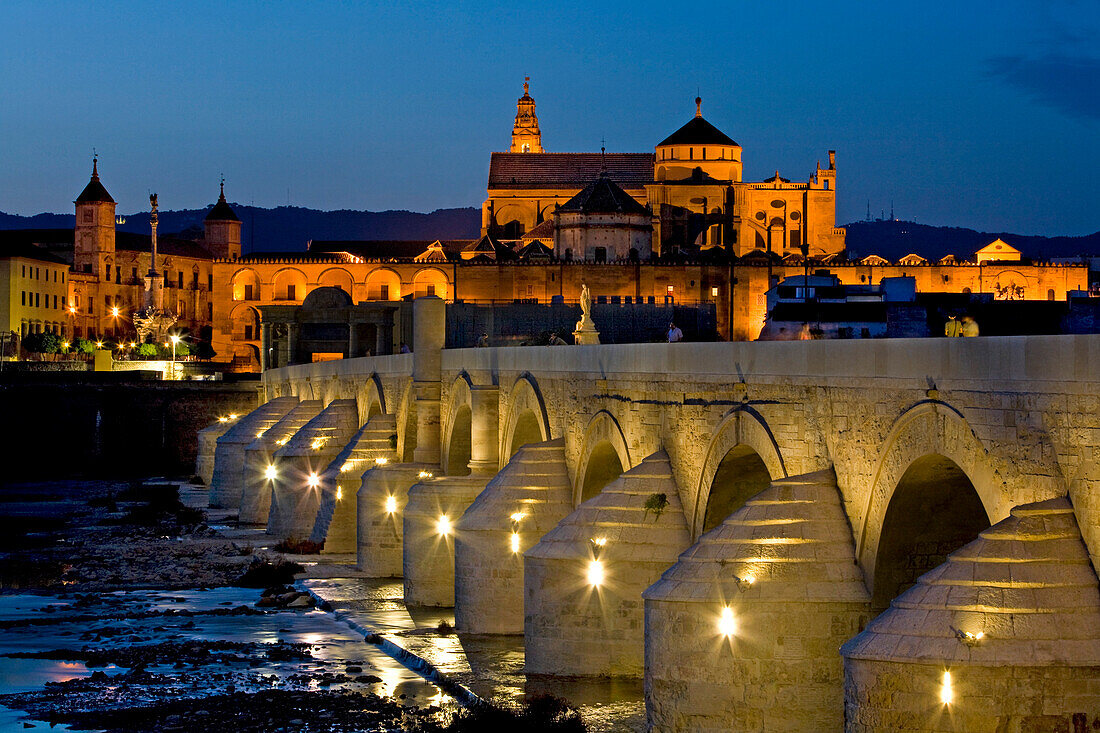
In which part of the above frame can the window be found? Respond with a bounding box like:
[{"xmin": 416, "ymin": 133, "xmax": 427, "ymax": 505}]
[
  {"xmin": 116, "ymin": 266, "xmax": 121, "ymax": 283},
  {"xmin": 711, "ymin": 286, "xmax": 719, "ymax": 297},
  {"xmin": 702, "ymin": 147, "xmax": 706, "ymax": 160},
  {"xmin": 288, "ymin": 284, "xmax": 297, "ymax": 300},
  {"xmin": 21, "ymin": 291, "xmax": 25, "ymax": 306},
  {"xmin": 667, "ymin": 285, "xmax": 675, "ymax": 293},
  {"xmin": 178, "ymin": 272, "xmax": 184, "ymax": 289},
  {"xmin": 105, "ymin": 295, "xmax": 112, "ymax": 308},
  {"xmin": 207, "ymin": 302, "xmax": 212, "ymax": 319},
  {"xmin": 426, "ymin": 284, "xmax": 436, "ymax": 296},
  {"xmin": 61, "ymin": 272, "xmax": 64, "ymax": 283},
  {"xmin": 132, "ymin": 267, "xmax": 138, "ymax": 282},
  {"xmin": 689, "ymin": 147, "xmax": 694, "ymax": 160},
  {"xmin": 1048, "ymin": 289, "xmax": 1055, "ymax": 301},
  {"xmin": 36, "ymin": 267, "xmax": 40, "ymax": 280},
  {"xmin": 594, "ymin": 247, "xmax": 607, "ymax": 263},
  {"xmin": 21, "ymin": 265, "xmax": 25, "ymax": 277},
  {"xmin": 53, "ymin": 295, "xmax": 57, "ymax": 309},
  {"xmin": 376, "ymin": 285, "xmax": 385, "ymax": 300},
  {"xmin": 35, "ymin": 293, "xmax": 40, "ymax": 307},
  {"xmin": 824, "ymin": 180, "xmax": 829, "ymax": 190},
  {"xmin": 105, "ymin": 266, "xmax": 111, "ymax": 282},
  {"xmin": 82, "ymin": 209, "xmax": 92, "ymax": 223},
  {"xmin": 61, "ymin": 296, "xmax": 66, "ymax": 309},
  {"xmin": 208, "ymin": 274, "xmax": 213, "ymax": 290},
  {"xmin": 53, "ymin": 270, "xmax": 57, "ymax": 282},
  {"xmin": 244, "ymin": 325, "xmax": 254, "ymax": 340},
  {"xmin": 244, "ymin": 284, "xmax": 255, "ymax": 301},
  {"xmin": 192, "ymin": 271, "xmax": 199, "ymax": 289}
]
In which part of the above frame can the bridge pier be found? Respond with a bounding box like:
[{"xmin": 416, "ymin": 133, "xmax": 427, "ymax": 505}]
[
  {"xmin": 239, "ymin": 400, "xmax": 323, "ymax": 525},
  {"xmin": 356, "ymin": 463, "xmax": 433, "ymax": 576},
  {"xmin": 841, "ymin": 497, "xmax": 1100, "ymax": 732},
  {"xmin": 524, "ymin": 451, "xmax": 690, "ymax": 676},
  {"xmin": 643, "ymin": 469, "xmax": 870, "ymax": 732},
  {"xmin": 267, "ymin": 399, "xmax": 359, "ymax": 541},
  {"xmin": 209, "ymin": 396, "xmax": 298, "ymax": 509},
  {"xmin": 454, "ymin": 438, "xmax": 572, "ymax": 635},
  {"xmin": 402, "ymin": 474, "xmax": 493, "ymax": 607},
  {"xmin": 309, "ymin": 413, "xmax": 398, "ymax": 553},
  {"xmin": 196, "ymin": 418, "xmax": 235, "ymax": 486}
]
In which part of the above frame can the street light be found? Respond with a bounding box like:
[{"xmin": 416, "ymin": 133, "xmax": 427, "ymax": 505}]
[{"xmin": 169, "ymin": 333, "xmax": 181, "ymax": 379}]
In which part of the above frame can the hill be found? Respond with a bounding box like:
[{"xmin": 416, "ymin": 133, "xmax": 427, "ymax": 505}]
[
  {"xmin": 842, "ymin": 220, "xmax": 1100, "ymax": 262},
  {"xmin": 0, "ymin": 205, "xmax": 482, "ymax": 253}
]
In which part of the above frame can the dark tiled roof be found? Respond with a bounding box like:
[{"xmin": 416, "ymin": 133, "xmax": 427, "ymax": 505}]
[
  {"xmin": 517, "ymin": 240, "xmax": 552, "ymax": 259},
  {"xmin": 521, "ymin": 219, "xmax": 555, "ymax": 240},
  {"xmin": 115, "ymin": 232, "xmax": 214, "ymax": 260},
  {"xmin": 657, "ymin": 116, "xmax": 737, "ymax": 147},
  {"xmin": 488, "ymin": 152, "xmax": 653, "ymax": 189},
  {"xmin": 307, "ymin": 240, "xmax": 475, "ymax": 261},
  {"xmin": 558, "ymin": 176, "xmax": 649, "ymax": 216},
  {"xmin": 205, "ymin": 189, "xmax": 240, "ymax": 222},
  {"xmin": 0, "ymin": 237, "xmax": 69, "ymax": 264}
]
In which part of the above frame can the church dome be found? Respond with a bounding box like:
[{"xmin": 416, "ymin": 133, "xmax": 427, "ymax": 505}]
[
  {"xmin": 557, "ymin": 175, "xmax": 648, "ymax": 216},
  {"xmin": 657, "ymin": 97, "xmax": 738, "ymax": 147},
  {"xmin": 75, "ymin": 157, "xmax": 115, "ymax": 204}
]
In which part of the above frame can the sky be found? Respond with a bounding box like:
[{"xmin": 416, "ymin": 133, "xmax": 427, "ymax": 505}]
[{"xmin": 0, "ymin": 1, "xmax": 1097, "ymax": 235}]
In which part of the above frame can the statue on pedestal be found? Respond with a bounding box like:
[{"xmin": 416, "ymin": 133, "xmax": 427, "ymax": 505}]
[{"xmin": 573, "ymin": 282, "xmax": 601, "ymax": 344}]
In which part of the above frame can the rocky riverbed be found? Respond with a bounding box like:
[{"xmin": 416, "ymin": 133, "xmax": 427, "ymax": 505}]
[{"xmin": 0, "ymin": 479, "xmax": 588, "ymax": 732}]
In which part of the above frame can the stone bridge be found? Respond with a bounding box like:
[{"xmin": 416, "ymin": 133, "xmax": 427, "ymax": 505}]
[{"xmin": 202, "ymin": 297, "xmax": 1100, "ymax": 731}]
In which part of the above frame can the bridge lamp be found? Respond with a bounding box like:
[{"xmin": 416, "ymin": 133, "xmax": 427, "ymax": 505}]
[
  {"xmin": 111, "ymin": 306, "xmax": 120, "ymax": 318},
  {"xmin": 384, "ymin": 495, "xmax": 397, "ymax": 514},
  {"xmin": 310, "ymin": 438, "xmax": 326, "ymax": 450},
  {"xmin": 229, "ymin": 414, "xmax": 238, "ymax": 420},
  {"xmin": 733, "ymin": 574, "xmax": 755, "ymax": 593},
  {"xmin": 96, "ymin": 341, "xmax": 104, "ymax": 348},
  {"xmin": 954, "ymin": 628, "xmax": 985, "ymax": 648},
  {"xmin": 717, "ymin": 606, "xmax": 736, "ymax": 637},
  {"xmin": 510, "ymin": 531, "xmax": 521, "ymax": 554},
  {"xmin": 418, "ymin": 470, "xmax": 434, "ymax": 480},
  {"xmin": 256, "ymin": 432, "xmax": 265, "ymax": 438},
  {"xmin": 307, "ymin": 472, "xmax": 321, "ymax": 488},
  {"xmin": 940, "ymin": 670, "xmax": 953, "ymax": 705},
  {"xmin": 437, "ymin": 514, "xmax": 452, "ymax": 536},
  {"xmin": 264, "ymin": 465, "xmax": 277, "ymax": 481},
  {"xmin": 374, "ymin": 457, "xmax": 389, "ymax": 466},
  {"xmin": 340, "ymin": 461, "xmax": 355, "ymax": 473},
  {"xmin": 218, "ymin": 416, "xmax": 229, "ymax": 423},
  {"xmin": 336, "ymin": 487, "xmax": 343, "ymax": 501}
]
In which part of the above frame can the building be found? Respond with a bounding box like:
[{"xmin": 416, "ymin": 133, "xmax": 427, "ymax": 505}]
[
  {"xmin": 483, "ymin": 83, "xmax": 845, "ymax": 258},
  {"xmin": 0, "ymin": 159, "xmax": 239, "ymax": 350},
  {"xmin": 0, "ymin": 240, "xmax": 70, "ymax": 345}
]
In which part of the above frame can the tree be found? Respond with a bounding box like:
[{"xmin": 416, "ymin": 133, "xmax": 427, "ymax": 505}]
[
  {"xmin": 137, "ymin": 343, "xmax": 158, "ymax": 358},
  {"xmin": 73, "ymin": 337, "xmax": 95, "ymax": 354}
]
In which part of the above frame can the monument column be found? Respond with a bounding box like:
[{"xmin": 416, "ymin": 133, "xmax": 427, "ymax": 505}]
[
  {"xmin": 412, "ymin": 296, "xmax": 445, "ymax": 466},
  {"xmin": 467, "ymin": 385, "xmax": 500, "ymax": 474},
  {"xmin": 144, "ymin": 194, "xmax": 165, "ymax": 311}
]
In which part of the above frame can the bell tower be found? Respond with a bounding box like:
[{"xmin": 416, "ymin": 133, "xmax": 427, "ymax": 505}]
[
  {"xmin": 73, "ymin": 155, "xmax": 116, "ymax": 276},
  {"xmin": 510, "ymin": 77, "xmax": 543, "ymax": 153},
  {"xmin": 204, "ymin": 179, "xmax": 242, "ymax": 260}
]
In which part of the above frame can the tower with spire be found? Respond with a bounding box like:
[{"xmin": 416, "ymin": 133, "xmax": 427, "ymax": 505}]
[
  {"xmin": 74, "ymin": 155, "xmax": 116, "ymax": 277},
  {"xmin": 510, "ymin": 77, "xmax": 543, "ymax": 153},
  {"xmin": 204, "ymin": 179, "xmax": 242, "ymax": 260}
]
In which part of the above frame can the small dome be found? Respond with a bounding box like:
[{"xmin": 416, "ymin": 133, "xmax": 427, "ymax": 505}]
[
  {"xmin": 557, "ymin": 176, "xmax": 648, "ymax": 216},
  {"xmin": 75, "ymin": 157, "xmax": 114, "ymax": 204},
  {"xmin": 205, "ymin": 182, "xmax": 240, "ymax": 222},
  {"xmin": 657, "ymin": 99, "xmax": 738, "ymax": 147}
]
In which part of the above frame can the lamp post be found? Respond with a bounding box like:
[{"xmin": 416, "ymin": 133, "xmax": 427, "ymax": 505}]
[{"xmin": 169, "ymin": 333, "xmax": 180, "ymax": 380}]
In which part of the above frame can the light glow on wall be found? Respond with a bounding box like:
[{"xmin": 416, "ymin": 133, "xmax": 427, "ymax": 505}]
[
  {"xmin": 418, "ymin": 470, "xmax": 434, "ymax": 479},
  {"xmin": 336, "ymin": 487, "xmax": 343, "ymax": 500},
  {"xmin": 510, "ymin": 532, "xmax": 521, "ymax": 553},
  {"xmin": 437, "ymin": 514, "xmax": 452, "ymax": 536},
  {"xmin": 718, "ymin": 606, "xmax": 736, "ymax": 637},
  {"xmin": 375, "ymin": 457, "xmax": 389, "ymax": 466},
  {"xmin": 307, "ymin": 472, "xmax": 321, "ymax": 488},
  {"xmin": 265, "ymin": 465, "xmax": 277, "ymax": 480},
  {"xmin": 385, "ymin": 495, "xmax": 397, "ymax": 513},
  {"xmin": 940, "ymin": 671, "xmax": 953, "ymax": 705},
  {"xmin": 587, "ymin": 559, "xmax": 604, "ymax": 586}
]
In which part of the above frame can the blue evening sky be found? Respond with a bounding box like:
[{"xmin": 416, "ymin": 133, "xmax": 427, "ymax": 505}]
[{"xmin": 0, "ymin": 1, "xmax": 1097, "ymax": 235}]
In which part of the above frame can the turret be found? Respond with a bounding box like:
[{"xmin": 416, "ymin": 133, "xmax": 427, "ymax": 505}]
[
  {"xmin": 510, "ymin": 77, "xmax": 543, "ymax": 153},
  {"xmin": 204, "ymin": 180, "xmax": 242, "ymax": 260},
  {"xmin": 74, "ymin": 155, "xmax": 116, "ymax": 276}
]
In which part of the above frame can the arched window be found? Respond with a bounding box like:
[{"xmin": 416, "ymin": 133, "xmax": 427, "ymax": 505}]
[{"xmin": 1047, "ymin": 288, "xmax": 1055, "ymax": 301}]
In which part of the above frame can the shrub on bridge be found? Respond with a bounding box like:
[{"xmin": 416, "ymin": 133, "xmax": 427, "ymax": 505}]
[
  {"xmin": 73, "ymin": 338, "xmax": 95, "ymax": 354},
  {"xmin": 22, "ymin": 331, "xmax": 61, "ymax": 355}
]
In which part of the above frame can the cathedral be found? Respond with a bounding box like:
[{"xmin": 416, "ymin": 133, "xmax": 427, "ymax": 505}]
[{"xmin": 483, "ymin": 80, "xmax": 846, "ymax": 259}]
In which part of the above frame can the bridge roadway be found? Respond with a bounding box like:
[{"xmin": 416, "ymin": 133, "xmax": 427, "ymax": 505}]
[{"xmin": 203, "ymin": 297, "xmax": 1100, "ymax": 732}]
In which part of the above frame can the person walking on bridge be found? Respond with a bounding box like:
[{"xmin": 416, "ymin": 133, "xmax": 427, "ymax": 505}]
[{"xmin": 667, "ymin": 322, "xmax": 683, "ymax": 343}]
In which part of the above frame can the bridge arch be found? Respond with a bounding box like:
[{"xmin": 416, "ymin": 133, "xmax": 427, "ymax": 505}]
[
  {"xmin": 500, "ymin": 373, "xmax": 551, "ymax": 465},
  {"xmin": 357, "ymin": 373, "xmax": 387, "ymax": 424},
  {"xmin": 442, "ymin": 374, "xmax": 473, "ymax": 476},
  {"xmin": 857, "ymin": 401, "xmax": 1007, "ymax": 609},
  {"xmin": 395, "ymin": 378, "xmax": 416, "ymax": 463},
  {"xmin": 691, "ymin": 406, "xmax": 787, "ymax": 539},
  {"xmin": 574, "ymin": 410, "xmax": 631, "ymax": 506}
]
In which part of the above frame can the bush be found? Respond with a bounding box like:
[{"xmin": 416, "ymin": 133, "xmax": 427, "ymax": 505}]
[
  {"xmin": 73, "ymin": 337, "xmax": 95, "ymax": 354},
  {"xmin": 22, "ymin": 331, "xmax": 61, "ymax": 354},
  {"xmin": 272, "ymin": 538, "xmax": 324, "ymax": 554},
  {"xmin": 137, "ymin": 343, "xmax": 158, "ymax": 358},
  {"xmin": 237, "ymin": 558, "xmax": 305, "ymax": 588}
]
